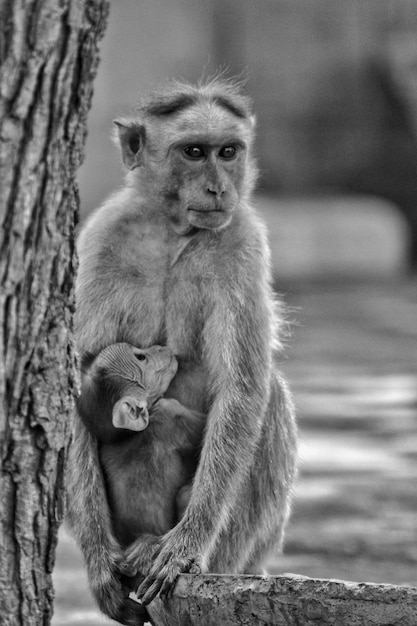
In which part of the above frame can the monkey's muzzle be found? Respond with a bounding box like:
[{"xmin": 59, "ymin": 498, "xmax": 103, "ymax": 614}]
[{"xmin": 187, "ymin": 207, "xmax": 231, "ymax": 230}]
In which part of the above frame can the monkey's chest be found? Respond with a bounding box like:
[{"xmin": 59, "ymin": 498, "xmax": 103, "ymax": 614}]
[
  {"xmin": 164, "ymin": 262, "xmax": 206, "ymax": 362},
  {"xmin": 107, "ymin": 234, "xmax": 169, "ymax": 347},
  {"xmin": 162, "ymin": 252, "xmax": 209, "ymax": 412}
]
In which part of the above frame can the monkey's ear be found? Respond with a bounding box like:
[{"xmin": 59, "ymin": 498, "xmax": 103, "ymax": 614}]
[
  {"xmin": 113, "ymin": 119, "xmax": 146, "ymax": 170},
  {"xmin": 112, "ymin": 396, "xmax": 149, "ymax": 432}
]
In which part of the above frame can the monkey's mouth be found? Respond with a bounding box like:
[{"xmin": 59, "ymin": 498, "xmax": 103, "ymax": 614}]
[
  {"xmin": 187, "ymin": 207, "xmax": 231, "ymax": 230},
  {"xmin": 188, "ymin": 207, "xmax": 223, "ymax": 213}
]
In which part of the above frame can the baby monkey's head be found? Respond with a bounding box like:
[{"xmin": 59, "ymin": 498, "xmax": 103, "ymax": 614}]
[{"xmin": 85, "ymin": 343, "xmax": 178, "ymax": 433}]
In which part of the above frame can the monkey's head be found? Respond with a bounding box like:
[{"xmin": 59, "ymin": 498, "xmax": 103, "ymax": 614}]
[
  {"xmin": 113, "ymin": 78, "xmax": 257, "ymax": 235},
  {"xmin": 78, "ymin": 343, "xmax": 178, "ymax": 440}
]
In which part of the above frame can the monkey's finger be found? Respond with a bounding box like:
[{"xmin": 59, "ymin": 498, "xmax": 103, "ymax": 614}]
[
  {"xmin": 139, "ymin": 577, "xmax": 165, "ymax": 606},
  {"xmin": 136, "ymin": 576, "xmax": 149, "ymax": 595},
  {"xmin": 135, "ymin": 556, "xmax": 168, "ymax": 595},
  {"xmin": 118, "ymin": 561, "xmax": 138, "ymax": 576},
  {"xmin": 136, "ymin": 573, "xmax": 157, "ymax": 600},
  {"xmin": 158, "ymin": 573, "xmax": 178, "ymax": 599}
]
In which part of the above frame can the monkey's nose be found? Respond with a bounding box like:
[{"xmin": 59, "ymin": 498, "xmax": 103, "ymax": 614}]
[{"xmin": 206, "ymin": 186, "xmax": 225, "ymax": 197}]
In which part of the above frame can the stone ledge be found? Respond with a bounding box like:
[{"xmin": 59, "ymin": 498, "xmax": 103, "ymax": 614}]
[{"xmin": 146, "ymin": 573, "xmax": 417, "ymax": 626}]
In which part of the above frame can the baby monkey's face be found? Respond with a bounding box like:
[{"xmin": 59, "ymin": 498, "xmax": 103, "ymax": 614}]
[{"xmin": 94, "ymin": 343, "xmax": 178, "ymax": 432}]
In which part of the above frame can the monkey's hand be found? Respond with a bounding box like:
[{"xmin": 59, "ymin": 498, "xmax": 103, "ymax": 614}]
[
  {"xmin": 136, "ymin": 525, "xmax": 204, "ymax": 605},
  {"xmin": 122, "ymin": 534, "xmax": 162, "ymax": 577},
  {"xmin": 153, "ymin": 397, "xmax": 185, "ymax": 417}
]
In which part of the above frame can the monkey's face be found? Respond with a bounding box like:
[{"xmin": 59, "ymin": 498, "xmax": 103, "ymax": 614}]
[
  {"xmin": 96, "ymin": 343, "xmax": 177, "ymax": 399},
  {"xmin": 136, "ymin": 344, "xmax": 178, "ymax": 401},
  {"xmin": 166, "ymin": 139, "xmax": 244, "ymax": 233},
  {"xmin": 156, "ymin": 107, "xmax": 253, "ymax": 234},
  {"xmin": 94, "ymin": 343, "xmax": 178, "ymax": 390},
  {"xmin": 92, "ymin": 343, "xmax": 178, "ymax": 432},
  {"xmin": 114, "ymin": 96, "xmax": 256, "ymax": 235}
]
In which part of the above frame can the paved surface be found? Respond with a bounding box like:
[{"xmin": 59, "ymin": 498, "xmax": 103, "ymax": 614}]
[
  {"xmin": 52, "ymin": 277, "xmax": 417, "ymax": 624},
  {"xmin": 272, "ymin": 277, "xmax": 417, "ymax": 587}
]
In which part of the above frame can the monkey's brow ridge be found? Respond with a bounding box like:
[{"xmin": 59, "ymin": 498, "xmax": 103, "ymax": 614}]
[
  {"xmin": 212, "ymin": 95, "xmax": 248, "ymax": 119},
  {"xmin": 144, "ymin": 92, "xmax": 249, "ymax": 120},
  {"xmin": 146, "ymin": 94, "xmax": 198, "ymax": 116}
]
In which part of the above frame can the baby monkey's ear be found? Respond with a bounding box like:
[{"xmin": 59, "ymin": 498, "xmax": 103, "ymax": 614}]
[{"xmin": 112, "ymin": 396, "xmax": 149, "ymax": 432}]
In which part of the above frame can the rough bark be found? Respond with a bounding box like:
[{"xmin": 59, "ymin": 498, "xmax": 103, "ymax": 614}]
[
  {"xmin": 146, "ymin": 573, "xmax": 417, "ymax": 626},
  {"xmin": 0, "ymin": 1, "xmax": 108, "ymax": 624}
]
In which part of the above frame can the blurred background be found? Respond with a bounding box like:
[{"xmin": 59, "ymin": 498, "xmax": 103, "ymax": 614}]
[{"xmin": 54, "ymin": 1, "xmax": 417, "ymax": 623}]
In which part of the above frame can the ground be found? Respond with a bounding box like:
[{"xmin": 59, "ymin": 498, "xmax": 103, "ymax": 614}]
[
  {"xmin": 52, "ymin": 197, "xmax": 417, "ymax": 625},
  {"xmin": 273, "ymin": 277, "xmax": 417, "ymax": 587}
]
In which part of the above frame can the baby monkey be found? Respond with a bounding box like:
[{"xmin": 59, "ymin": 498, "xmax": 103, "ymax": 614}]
[{"xmin": 76, "ymin": 343, "xmax": 205, "ymax": 554}]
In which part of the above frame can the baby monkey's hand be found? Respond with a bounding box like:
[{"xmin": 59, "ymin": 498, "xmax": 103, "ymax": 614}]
[{"xmin": 153, "ymin": 397, "xmax": 184, "ymax": 417}]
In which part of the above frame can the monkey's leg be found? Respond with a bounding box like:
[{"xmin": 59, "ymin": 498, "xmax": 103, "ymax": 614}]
[{"xmin": 66, "ymin": 421, "xmax": 149, "ymax": 626}]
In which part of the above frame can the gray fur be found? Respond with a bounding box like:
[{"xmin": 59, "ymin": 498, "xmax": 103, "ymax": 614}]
[{"xmin": 66, "ymin": 78, "xmax": 297, "ymax": 624}]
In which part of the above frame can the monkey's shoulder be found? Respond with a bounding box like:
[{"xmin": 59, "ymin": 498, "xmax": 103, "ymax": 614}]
[{"xmin": 78, "ymin": 194, "xmax": 169, "ymax": 272}]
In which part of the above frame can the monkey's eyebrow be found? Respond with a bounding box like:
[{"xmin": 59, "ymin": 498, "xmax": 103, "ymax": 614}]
[
  {"xmin": 213, "ymin": 96, "xmax": 249, "ymax": 119},
  {"xmin": 146, "ymin": 94, "xmax": 197, "ymax": 116}
]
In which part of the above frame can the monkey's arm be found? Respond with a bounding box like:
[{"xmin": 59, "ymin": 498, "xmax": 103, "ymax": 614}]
[
  {"xmin": 137, "ymin": 269, "xmax": 274, "ymax": 604},
  {"xmin": 66, "ymin": 418, "xmax": 149, "ymax": 626},
  {"xmin": 153, "ymin": 397, "xmax": 205, "ymax": 450}
]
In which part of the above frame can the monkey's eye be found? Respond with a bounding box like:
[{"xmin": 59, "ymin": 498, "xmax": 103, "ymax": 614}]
[
  {"xmin": 135, "ymin": 353, "xmax": 147, "ymax": 362},
  {"xmin": 219, "ymin": 146, "xmax": 237, "ymax": 160},
  {"xmin": 183, "ymin": 145, "xmax": 205, "ymax": 160}
]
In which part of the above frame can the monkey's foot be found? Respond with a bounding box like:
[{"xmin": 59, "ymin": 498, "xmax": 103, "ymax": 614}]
[
  {"xmin": 93, "ymin": 577, "xmax": 149, "ymax": 626},
  {"xmin": 113, "ymin": 597, "xmax": 149, "ymax": 626},
  {"xmin": 136, "ymin": 553, "xmax": 203, "ymax": 605}
]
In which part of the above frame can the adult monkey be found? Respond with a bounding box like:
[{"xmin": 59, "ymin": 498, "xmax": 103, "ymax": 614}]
[{"xmin": 67, "ymin": 78, "xmax": 297, "ymax": 625}]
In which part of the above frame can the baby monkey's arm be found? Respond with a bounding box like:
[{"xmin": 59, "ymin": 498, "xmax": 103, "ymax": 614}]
[{"xmin": 153, "ymin": 397, "xmax": 205, "ymax": 450}]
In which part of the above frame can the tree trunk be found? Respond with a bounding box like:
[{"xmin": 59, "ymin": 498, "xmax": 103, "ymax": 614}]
[
  {"xmin": 147, "ymin": 573, "xmax": 417, "ymax": 626},
  {"xmin": 0, "ymin": 1, "xmax": 108, "ymax": 624}
]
